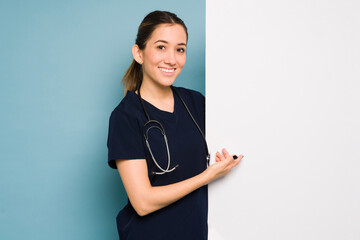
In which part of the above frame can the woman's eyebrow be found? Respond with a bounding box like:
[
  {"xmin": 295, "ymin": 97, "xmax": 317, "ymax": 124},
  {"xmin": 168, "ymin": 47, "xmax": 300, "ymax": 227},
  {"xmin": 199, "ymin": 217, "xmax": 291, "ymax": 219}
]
[
  {"xmin": 154, "ymin": 40, "xmax": 187, "ymax": 46},
  {"xmin": 154, "ymin": 40, "xmax": 168, "ymax": 44}
]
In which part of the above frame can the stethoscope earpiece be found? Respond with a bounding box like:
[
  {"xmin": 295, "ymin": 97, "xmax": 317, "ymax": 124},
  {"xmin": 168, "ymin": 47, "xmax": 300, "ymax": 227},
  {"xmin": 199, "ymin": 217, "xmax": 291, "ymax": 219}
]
[{"xmin": 151, "ymin": 164, "xmax": 179, "ymax": 176}]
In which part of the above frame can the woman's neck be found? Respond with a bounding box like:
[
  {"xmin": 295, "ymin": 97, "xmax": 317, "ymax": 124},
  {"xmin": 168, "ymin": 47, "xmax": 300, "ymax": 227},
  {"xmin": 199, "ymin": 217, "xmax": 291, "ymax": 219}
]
[{"xmin": 138, "ymin": 80, "xmax": 174, "ymax": 113}]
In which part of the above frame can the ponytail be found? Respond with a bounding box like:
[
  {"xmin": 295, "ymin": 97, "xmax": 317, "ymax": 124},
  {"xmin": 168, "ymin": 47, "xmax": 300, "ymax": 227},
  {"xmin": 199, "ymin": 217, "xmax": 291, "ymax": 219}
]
[{"xmin": 121, "ymin": 59, "xmax": 143, "ymax": 96}]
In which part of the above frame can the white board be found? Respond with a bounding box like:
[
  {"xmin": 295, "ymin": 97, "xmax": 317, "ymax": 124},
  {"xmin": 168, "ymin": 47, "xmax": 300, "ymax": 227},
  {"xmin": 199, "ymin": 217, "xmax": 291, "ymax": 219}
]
[{"xmin": 206, "ymin": 1, "xmax": 360, "ymax": 239}]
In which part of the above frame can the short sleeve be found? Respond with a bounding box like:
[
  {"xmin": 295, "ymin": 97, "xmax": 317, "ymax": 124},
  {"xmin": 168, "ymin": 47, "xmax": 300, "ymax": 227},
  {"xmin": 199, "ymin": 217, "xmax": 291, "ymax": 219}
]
[{"xmin": 107, "ymin": 105, "xmax": 146, "ymax": 169}]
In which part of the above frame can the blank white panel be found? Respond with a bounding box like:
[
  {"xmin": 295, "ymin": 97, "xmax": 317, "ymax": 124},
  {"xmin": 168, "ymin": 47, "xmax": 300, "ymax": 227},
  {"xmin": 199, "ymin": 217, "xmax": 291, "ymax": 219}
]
[{"xmin": 206, "ymin": 1, "xmax": 360, "ymax": 239}]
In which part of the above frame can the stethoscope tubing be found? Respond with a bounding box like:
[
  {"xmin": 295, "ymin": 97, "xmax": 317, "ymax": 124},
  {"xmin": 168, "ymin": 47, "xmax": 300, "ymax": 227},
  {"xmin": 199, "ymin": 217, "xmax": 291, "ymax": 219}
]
[{"xmin": 138, "ymin": 84, "xmax": 210, "ymax": 175}]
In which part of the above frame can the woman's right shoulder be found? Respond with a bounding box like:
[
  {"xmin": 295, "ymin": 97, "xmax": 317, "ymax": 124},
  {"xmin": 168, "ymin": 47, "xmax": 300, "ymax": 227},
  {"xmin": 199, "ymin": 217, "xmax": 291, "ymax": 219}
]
[{"xmin": 110, "ymin": 91, "xmax": 142, "ymax": 121}]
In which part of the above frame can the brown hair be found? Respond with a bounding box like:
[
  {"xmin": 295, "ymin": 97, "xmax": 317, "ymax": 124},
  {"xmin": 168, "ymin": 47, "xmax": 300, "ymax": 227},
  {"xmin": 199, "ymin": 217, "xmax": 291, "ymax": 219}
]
[{"xmin": 121, "ymin": 10, "xmax": 188, "ymax": 95}]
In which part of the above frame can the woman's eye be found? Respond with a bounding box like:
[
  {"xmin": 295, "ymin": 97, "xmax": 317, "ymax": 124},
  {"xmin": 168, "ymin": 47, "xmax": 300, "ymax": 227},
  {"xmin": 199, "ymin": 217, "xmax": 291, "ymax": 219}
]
[
  {"xmin": 177, "ymin": 48, "xmax": 186, "ymax": 53},
  {"xmin": 157, "ymin": 45, "xmax": 165, "ymax": 50}
]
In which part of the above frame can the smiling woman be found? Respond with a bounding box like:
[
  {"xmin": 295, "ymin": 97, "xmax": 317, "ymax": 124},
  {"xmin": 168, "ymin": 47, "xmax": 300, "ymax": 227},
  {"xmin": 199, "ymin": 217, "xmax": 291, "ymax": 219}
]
[
  {"xmin": 107, "ymin": 10, "xmax": 243, "ymax": 239},
  {"xmin": 132, "ymin": 23, "xmax": 187, "ymax": 109}
]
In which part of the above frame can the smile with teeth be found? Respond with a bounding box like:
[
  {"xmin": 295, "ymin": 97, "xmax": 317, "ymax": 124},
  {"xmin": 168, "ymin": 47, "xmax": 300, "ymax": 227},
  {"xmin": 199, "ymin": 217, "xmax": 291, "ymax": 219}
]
[{"xmin": 159, "ymin": 67, "xmax": 175, "ymax": 73}]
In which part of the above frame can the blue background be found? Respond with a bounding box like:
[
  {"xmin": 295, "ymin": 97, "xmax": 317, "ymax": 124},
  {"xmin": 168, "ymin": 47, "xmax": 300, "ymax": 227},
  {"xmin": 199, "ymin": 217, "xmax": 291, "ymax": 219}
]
[{"xmin": 0, "ymin": 0, "xmax": 205, "ymax": 239}]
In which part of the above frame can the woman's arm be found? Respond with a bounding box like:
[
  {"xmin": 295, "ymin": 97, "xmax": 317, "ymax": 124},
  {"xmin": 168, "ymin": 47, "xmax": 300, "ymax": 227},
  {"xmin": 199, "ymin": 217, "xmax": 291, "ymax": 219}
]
[{"xmin": 116, "ymin": 148, "xmax": 243, "ymax": 216}]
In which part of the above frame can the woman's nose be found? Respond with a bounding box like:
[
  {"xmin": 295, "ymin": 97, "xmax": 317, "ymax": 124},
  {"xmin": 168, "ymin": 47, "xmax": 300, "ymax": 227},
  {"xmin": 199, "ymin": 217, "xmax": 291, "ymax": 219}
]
[{"xmin": 164, "ymin": 51, "xmax": 176, "ymax": 65}]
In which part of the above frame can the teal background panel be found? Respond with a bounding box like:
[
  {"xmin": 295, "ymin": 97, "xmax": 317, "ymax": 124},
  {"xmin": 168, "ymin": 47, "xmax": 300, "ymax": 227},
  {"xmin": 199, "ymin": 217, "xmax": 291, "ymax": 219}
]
[{"xmin": 0, "ymin": 0, "xmax": 205, "ymax": 239}]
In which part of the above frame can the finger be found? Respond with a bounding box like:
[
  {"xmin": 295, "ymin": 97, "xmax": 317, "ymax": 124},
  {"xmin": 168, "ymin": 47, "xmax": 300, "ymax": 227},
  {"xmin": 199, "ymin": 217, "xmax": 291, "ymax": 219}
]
[
  {"xmin": 222, "ymin": 148, "xmax": 231, "ymax": 159},
  {"xmin": 216, "ymin": 151, "xmax": 225, "ymax": 161},
  {"xmin": 215, "ymin": 156, "xmax": 221, "ymax": 162}
]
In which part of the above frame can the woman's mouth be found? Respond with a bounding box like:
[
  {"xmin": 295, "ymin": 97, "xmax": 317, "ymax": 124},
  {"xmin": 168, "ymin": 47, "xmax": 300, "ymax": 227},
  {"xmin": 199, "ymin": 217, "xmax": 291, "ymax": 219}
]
[{"xmin": 159, "ymin": 67, "xmax": 176, "ymax": 75}]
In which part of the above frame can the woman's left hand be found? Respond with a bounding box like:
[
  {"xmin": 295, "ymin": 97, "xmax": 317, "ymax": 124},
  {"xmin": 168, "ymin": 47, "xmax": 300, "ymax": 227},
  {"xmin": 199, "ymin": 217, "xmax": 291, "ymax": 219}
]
[
  {"xmin": 204, "ymin": 148, "xmax": 243, "ymax": 182},
  {"xmin": 215, "ymin": 148, "xmax": 242, "ymax": 163}
]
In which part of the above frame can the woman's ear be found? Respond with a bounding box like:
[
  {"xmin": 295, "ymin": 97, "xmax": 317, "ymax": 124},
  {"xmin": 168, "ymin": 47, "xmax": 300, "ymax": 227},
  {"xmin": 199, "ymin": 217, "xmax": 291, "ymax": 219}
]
[{"xmin": 132, "ymin": 44, "xmax": 143, "ymax": 64}]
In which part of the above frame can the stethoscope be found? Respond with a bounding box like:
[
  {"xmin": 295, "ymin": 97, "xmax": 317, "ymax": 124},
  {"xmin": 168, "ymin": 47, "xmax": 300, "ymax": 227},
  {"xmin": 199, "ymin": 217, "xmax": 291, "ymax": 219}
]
[{"xmin": 137, "ymin": 84, "xmax": 210, "ymax": 175}]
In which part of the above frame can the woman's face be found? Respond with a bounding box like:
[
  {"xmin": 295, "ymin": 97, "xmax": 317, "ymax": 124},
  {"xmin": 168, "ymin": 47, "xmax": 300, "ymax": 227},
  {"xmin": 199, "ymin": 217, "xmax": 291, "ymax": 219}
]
[{"xmin": 140, "ymin": 24, "xmax": 187, "ymax": 88}]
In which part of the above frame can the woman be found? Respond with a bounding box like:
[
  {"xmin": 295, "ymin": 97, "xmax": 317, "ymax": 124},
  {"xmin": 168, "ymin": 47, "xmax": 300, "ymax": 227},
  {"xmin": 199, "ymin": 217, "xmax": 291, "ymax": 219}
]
[{"xmin": 107, "ymin": 10, "xmax": 243, "ymax": 239}]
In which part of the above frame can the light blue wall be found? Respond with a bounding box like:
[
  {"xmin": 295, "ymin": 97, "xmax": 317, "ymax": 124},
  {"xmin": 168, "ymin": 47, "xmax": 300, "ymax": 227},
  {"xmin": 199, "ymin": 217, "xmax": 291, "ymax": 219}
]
[{"xmin": 0, "ymin": 1, "xmax": 205, "ymax": 239}]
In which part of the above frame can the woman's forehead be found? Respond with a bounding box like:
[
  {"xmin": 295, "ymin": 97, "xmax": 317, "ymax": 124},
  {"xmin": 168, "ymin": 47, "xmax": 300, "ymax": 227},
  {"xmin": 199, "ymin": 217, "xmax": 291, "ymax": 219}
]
[{"xmin": 148, "ymin": 24, "xmax": 187, "ymax": 44}]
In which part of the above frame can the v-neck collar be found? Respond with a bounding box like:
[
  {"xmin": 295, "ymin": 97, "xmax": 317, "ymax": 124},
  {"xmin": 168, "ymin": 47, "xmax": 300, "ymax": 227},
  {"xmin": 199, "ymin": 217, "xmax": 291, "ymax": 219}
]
[{"xmin": 130, "ymin": 87, "xmax": 177, "ymax": 119}]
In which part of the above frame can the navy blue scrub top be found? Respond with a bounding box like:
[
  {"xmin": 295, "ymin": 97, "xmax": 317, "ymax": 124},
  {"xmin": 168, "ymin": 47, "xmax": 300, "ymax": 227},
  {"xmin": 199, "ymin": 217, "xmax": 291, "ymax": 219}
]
[{"xmin": 107, "ymin": 87, "xmax": 208, "ymax": 240}]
